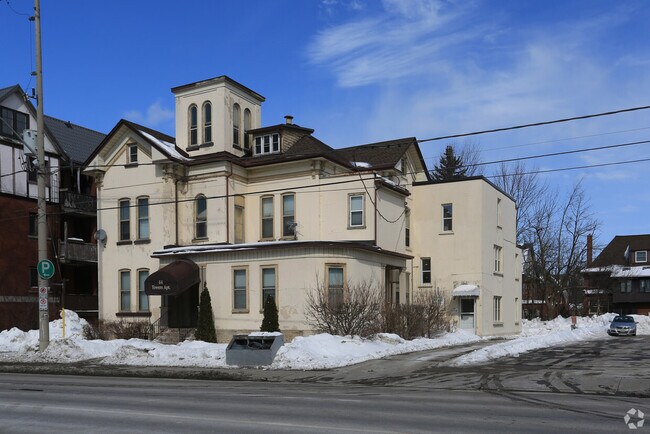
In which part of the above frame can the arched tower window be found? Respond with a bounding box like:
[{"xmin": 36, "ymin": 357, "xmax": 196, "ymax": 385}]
[
  {"xmin": 233, "ymin": 103, "xmax": 241, "ymax": 146},
  {"xmin": 243, "ymin": 108, "xmax": 251, "ymax": 148},
  {"xmin": 189, "ymin": 105, "xmax": 198, "ymax": 146},
  {"xmin": 203, "ymin": 102, "xmax": 212, "ymax": 143}
]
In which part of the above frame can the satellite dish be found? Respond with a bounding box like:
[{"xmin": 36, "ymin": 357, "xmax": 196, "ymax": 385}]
[{"xmin": 94, "ymin": 229, "xmax": 107, "ymax": 242}]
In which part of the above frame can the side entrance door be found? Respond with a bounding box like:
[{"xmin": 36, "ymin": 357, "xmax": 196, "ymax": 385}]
[{"xmin": 459, "ymin": 298, "xmax": 475, "ymax": 333}]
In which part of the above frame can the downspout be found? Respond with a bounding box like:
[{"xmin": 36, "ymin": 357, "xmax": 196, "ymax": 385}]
[{"xmin": 174, "ymin": 175, "xmax": 179, "ymax": 246}]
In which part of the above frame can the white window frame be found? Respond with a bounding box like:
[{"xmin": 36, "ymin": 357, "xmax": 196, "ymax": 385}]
[
  {"xmin": 243, "ymin": 108, "xmax": 251, "ymax": 148},
  {"xmin": 348, "ymin": 193, "xmax": 365, "ymax": 228},
  {"xmin": 326, "ymin": 264, "xmax": 345, "ymax": 306},
  {"xmin": 119, "ymin": 199, "xmax": 130, "ymax": 241},
  {"xmin": 254, "ymin": 133, "xmax": 280, "ymax": 155},
  {"xmin": 497, "ymin": 197, "xmax": 502, "ymax": 228},
  {"xmin": 442, "ymin": 203, "xmax": 453, "ymax": 232},
  {"xmin": 120, "ymin": 270, "xmax": 131, "ymax": 312},
  {"xmin": 137, "ymin": 196, "xmax": 149, "ymax": 240},
  {"xmin": 282, "ymin": 193, "xmax": 295, "ymax": 238},
  {"xmin": 421, "ymin": 258, "xmax": 431, "ymax": 285},
  {"xmin": 261, "ymin": 196, "xmax": 274, "ymax": 240},
  {"xmin": 233, "ymin": 267, "xmax": 248, "ymax": 312},
  {"xmin": 494, "ymin": 245, "xmax": 503, "ymax": 274},
  {"xmin": 635, "ymin": 250, "xmax": 648, "ymax": 263},
  {"xmin": 260, "ymin": 266, "xmax": 277, "ymax": 312},
  {"xmin": 195, "ymin": 195, "xmax": 207, "ymax": 239},
  {"xmin": 128, "ymin": 144, "xmax": 138, "ymax": 164}
]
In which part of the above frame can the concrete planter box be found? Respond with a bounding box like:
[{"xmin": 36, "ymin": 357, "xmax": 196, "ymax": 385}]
[{"xmin": 225, "ymin": 333, "xmax": 284, "ymax": 367}]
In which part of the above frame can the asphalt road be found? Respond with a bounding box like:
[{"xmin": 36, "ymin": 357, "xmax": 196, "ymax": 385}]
[{"xmin": 0, "ymin": 373, "xmax": 644, "ymax": 433}]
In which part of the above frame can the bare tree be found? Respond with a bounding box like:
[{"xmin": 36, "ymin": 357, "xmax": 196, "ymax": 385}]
[
  {"xmin": 457, "ymin": 140, "xmax": 483, "ymax": 177},
  {"xmin": 493, "ymin": 161, "xmax": 548, "ymax": 243},
  {"xmin": 431, "ymin": 141, "xmax": 484, "ymax": 180},
  {"xmin": 305, "ymin": 279, "xmax": 382, "ymax": 337}
]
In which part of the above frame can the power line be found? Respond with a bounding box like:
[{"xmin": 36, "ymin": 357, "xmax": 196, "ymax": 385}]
[
  {"xmin": 464, "ymin": 138, "xmax": 650, "ymax": 168},
  {"xmin": 417, "ymin": 104, "xmax": 650, "ymax": 144},
  {"xmin": 485, "ymin": 157, "xmax": 650, "ymax": 178}
]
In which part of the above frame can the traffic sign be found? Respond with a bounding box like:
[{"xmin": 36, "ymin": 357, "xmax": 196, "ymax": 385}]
[
  {"xmin": 38, "ymin": 286, "xmax": 49, "ymax": 311},
  {"xmin": 37, "ymin": 259, "xmax": 55, "ymax": 280},
  {"xmin": 38, "ymin": 286, "xmax": 48, "ymax": 295}
]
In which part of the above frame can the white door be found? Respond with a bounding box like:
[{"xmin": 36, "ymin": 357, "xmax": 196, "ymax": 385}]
[{"xmin": 460, "ymin": 298, "xmax": 475, "ymax": 332}]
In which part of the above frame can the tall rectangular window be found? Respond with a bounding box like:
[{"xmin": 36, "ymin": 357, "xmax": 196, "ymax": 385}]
[
  {"xmin": 442, "ymin": 203, "xmax": 453, "ymax": 232},
  {"xmin": 120, "ymin": 270, "xmax": 131, "ymax": 312},
  {"xmin": 137, "ymin": 197, "xmax": 149, "ymax": 240},
  {"xmin": 262, "ymin": 267, "xmax": 276, "ymax": 306},
  {"xmin": 640, "ymin": 279, "xmax": 650, "ymax": 293},
  {"xmin": 261, "ymin": 196, "xmax": 274, "ymax": 239},
  {"xmin": 405, "ymin": 210, "xmax": 410, "ymax": 248},
  {"xmin": 494, "ymin": 245, "xmax": 503, "ymax": 273},
  {"xmin": 349, "ymin": 194, "xmax": 364, "ymax": 227},
  {"xmin": 29, "ymin": 267, "xmax": 38, "ymax": 288},
  {"xmin": 493, "ymin": 296, "xmax": 502, "ymax": 322},
  {"xmin": 233, "ymin": 268, "xmax": 247, "ymax": 310},
  {"xmin": 282, "ymin": 194, "xmax": 295, "ymax": 237},
  {"xmin": 119, "ymin": 199, "xmax": 130, "ymax": 241},
  {"xmin": 28, "ymin": 213, "xmax": 38, "ymax": 237},
  {"xmin": 327, "ymin": 266, "xmax": 344, "ymax": 306},
  {"xmin": 233, "ymin": 104, "xmax": 241, "ymax": 146},
  {"xmin": 421, "ymin": 258, "xmax": 431, "ymax": 284},
  {"xmin": 235, "ymin": 205, "xmax": 245, "ymax": 244},
  {"xmin": 195, "ymin": 195, "xmax": 207, "ymax": 239},
  {"xmin": 138, "ymin": 269, "xmax": 149, "ymax": 312}
]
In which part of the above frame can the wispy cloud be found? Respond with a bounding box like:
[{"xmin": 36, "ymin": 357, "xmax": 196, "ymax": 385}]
[{"xmin": 124, "ymin": 100, "xmax": 174, "ymax": 128}]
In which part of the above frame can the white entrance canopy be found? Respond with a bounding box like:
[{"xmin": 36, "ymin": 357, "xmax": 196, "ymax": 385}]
[{"xmin": 452, "ymin": 284, "xmax": 480, "ymax": 297}]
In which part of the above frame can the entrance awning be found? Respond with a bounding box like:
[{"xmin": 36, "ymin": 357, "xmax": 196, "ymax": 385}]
[
  {"xmin": 145, "ymin": 259, "xmax": 200, "ymax": 296},
  {"xmin": 452, "ymin": 284, "xmax": 480, "ymax": 297}
]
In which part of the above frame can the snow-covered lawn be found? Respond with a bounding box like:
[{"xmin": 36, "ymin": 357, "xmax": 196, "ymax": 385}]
[{"xmin": 0, "ymin": 310, "xmax": 647, "ymax": 369}]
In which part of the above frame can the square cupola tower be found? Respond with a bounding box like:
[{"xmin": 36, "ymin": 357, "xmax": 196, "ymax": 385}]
[{"xmin": 171, "ymin": 76, "xmax": 265, "ymax": 156}]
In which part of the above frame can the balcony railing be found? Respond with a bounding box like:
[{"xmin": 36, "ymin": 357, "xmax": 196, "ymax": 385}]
[
  {"xmin": 60, "ymin": 190, "xmax": 96, "ymax": 215},
  {"xmin": 64, "ymin": 294, "xmax": 98, "ymax": 313},
  {"xmin": 59, "ymin": 239, "xmax": 97, "ymax": 263}
]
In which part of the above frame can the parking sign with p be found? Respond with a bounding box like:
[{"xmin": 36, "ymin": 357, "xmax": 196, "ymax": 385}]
[{"xmin": 37, "ymin": 259, "xmax": 55, "ymax": 280}]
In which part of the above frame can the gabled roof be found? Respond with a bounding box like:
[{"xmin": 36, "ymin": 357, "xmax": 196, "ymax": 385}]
[
  {"xmin": 0, "ymin": 84, "xmax": 20, "ymax": 104},
  {"xmin": 44, "ymin": 116, "xmax": 105, "ymax": 165},
  {"xmin": 84, "ymin": 119, "xmax": 189, "ymax": 167},
  {"xmin": 591, "ymin": 234, "xmax": 650, "ymax": 267}
]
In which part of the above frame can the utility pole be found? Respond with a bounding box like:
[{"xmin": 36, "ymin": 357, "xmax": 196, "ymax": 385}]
[{"xmin": 34, "ymin": 0, "xmax": 50, "ymax": 351}]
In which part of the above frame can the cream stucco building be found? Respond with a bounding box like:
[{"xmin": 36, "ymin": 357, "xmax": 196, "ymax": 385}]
[{"xmin": 85, "ymin": 76, "xmax": 521, "ymax": 341}]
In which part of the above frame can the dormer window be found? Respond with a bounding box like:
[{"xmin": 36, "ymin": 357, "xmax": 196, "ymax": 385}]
[
  {"xmin": 255, "ymin": 133, "xmax": 280, "ymax": 155},
  {"xmin": 189, "ymin": 105, "xmax": 198, "ymax": 146},
  {"xmin": 203, "ymin": 102, "xmax": 212, "ymax": 143},
  {"xmin": 233, "ymin": 103, "xmax": 241, "ymax": 146}
]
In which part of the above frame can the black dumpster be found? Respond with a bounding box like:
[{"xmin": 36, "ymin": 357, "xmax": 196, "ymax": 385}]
[{"xmin": 225, "ymin": 334, "xmax": 284, "ymax": 366}]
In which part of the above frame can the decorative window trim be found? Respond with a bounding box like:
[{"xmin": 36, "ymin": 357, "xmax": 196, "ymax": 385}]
[
  {"xmin": 119, "ymin": 269, "xmax": 131, "ymax": 312},
  {"xmin": 233, "ymin": 103, "xmax": 241, "ymax": 146},
  {"xmin": 189, "ymin": 105, "xmax": 198, "ymax": 147},
  {"xmin": 260, "ymin": 265, "xmax": 278, "ymax": 313},
  {"xmin": 348, "ymin": 193, "xmax": 365, "ymax": 229},
  {"xmin": 232, "ymin": 266, "xmax": 249, "ymax": 313},
  {"xmin": 260, "ymin": 196, "xmax": 274, "ymax": 240},
  {"xmin": 127, "ymin": 144, "xmax": 138, "ymax": 165},
  {"xmin": 494, "ymin": 245, "xmax": 503, "ymax": 274},
  {"xmin": 282, "ymin": 193, "xmax": 296, "ymax": 239},
  {"xmin": 118, "ymin": 198, "xmax": 130, "ymax": 241},
  {"xmin": 493, "ymin": 296, "xmax": 502, "ymax": 323},
  {"xmin": 243, "ymin": 108, "xmax": 251, "ymax": 149},
  {"xmin": 202, "ymin": 101, "xmax": 212, "ymax": 145},
  {"xmin": 136, "ymin": 196, "xmax": 149, "ymax": 240},
  {"xmin": 137, "ymin": 268, "xmax": 149, "ymax": 312}
]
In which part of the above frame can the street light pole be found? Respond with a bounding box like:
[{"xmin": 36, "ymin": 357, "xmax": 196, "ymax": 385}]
[{"xmin": 34, "ymin": 0, "xmax": 49, "ymax": 352}]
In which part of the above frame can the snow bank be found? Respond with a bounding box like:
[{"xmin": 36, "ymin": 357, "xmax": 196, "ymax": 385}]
[
  {"xmin": 0, "ymin": 309, "xmax": 88, "ymax": 353},
  {"xmin": 272, "ymin": 331, "xmax": 481, "ymax": 370},
  {"xmin": 448, "ymin": 313, "xmax": 650, "ymax": 366}
]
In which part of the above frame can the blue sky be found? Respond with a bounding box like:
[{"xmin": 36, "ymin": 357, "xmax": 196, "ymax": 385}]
[{"xmin": 3, "ymin": 0, "xmax": 649, "ymax": 248}]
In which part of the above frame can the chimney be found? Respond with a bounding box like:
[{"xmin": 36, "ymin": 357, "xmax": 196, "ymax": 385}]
[
  {"xmin": 284, "ymin": 115, "xmax": 293, "ymax": 125},
  {"xmin": 587, "ymin": 234, "xmax": 593, "ymax": 266}
]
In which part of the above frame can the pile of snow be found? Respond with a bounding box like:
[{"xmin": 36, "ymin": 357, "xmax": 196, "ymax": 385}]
[
  {"xmin": 448, "ymin": 313, "xmax": 650, "ymax": 366},
  {"xmin": 0, "ymin": 309, "xmax": 87, "ymax": 353},
  {"xmin": 272, "ymin": 330, "xmax": 481, "ymax": 370}
]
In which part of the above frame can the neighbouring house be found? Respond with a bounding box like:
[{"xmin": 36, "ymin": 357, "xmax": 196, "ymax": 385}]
[
  {"xmin": 84, "ymin": 75, "xmax": 521, "ymax": 341},
  {"xmin": 583, "ymin": 234, "xmax": 650, "ymax": 315},
  {"xmin": 0, "ymin": 84, "xmax": 104, "ymax": 331}
]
